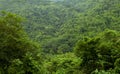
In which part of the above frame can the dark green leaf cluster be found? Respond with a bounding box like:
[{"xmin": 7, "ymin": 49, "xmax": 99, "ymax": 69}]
[
  {"xmin": 0, "ymin": 12, "xmax": 42, "ymax": 74},
  {"xmin": 74, "ymin": 30, "xmax": 120, "ymax": 74}
]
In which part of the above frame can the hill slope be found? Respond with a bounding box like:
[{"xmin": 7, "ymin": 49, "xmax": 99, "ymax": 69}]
[{"xmin": 0, "ymin": 0, "xmax": 120, "ymax": 53}]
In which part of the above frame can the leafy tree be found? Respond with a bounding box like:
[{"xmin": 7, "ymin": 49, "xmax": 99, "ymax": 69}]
[
  {"xmin": 7, "ymin": 53, "xmax": 42, "ymax": 74},
  {"xmin": 74, "ymin": 30, "xmax": 120, "ymax": 74},
  {"xmin": 44, "ymin": 53, "xmax": 81, "ymax": 74},
  {"xmin": 0, "ymin": 12, "xmax": 42, "ymax": 73}
]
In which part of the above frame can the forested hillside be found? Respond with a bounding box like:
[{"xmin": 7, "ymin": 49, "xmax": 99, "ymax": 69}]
[{"xmin": 0, "ymin": 0, "xmax": 120, "ymax": 74}]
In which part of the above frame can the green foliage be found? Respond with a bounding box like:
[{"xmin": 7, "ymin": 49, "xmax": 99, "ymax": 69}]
[
  {"xmin": 0, "ymin": 12, "xmax": 42, "ymax": 73},
  {"xmin": 44, "ymin": 53, "xmax": 81, "ymax": 74},
  {"xmin": 0, "ymin": 12, "xmax": 27, "ymax": 67},
  {"xmin": 91, "ymin": 69, "xmax": 116, "ymax": 74},
  {"xmin": 1, "ymin": 0, "xmax": 119, "ymax": 54},
  {"xmin": 0, "ymin": 0, "xmax": 120, "ymax": 74},
  {"xmin": 7, "ymin": 53, "xmax": 42, "ymax": 74},
  {"xmin": 74, "ymin": 30, "xmax": 120, "ymax": 74}
]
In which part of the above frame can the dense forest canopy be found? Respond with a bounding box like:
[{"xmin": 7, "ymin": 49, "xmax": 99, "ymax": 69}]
[{"xmin": 0, "ymin": 0, "xmax": 120, "ymax": 74}]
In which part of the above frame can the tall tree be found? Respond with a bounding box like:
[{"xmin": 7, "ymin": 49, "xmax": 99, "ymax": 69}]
[{"xmin": 0, "ymin": 12, "xmax": 37, "ymax": 72}]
